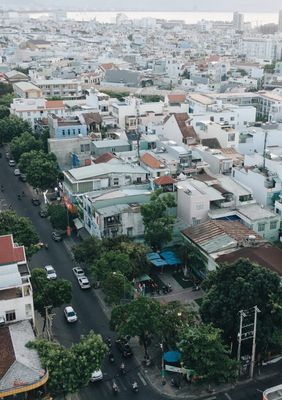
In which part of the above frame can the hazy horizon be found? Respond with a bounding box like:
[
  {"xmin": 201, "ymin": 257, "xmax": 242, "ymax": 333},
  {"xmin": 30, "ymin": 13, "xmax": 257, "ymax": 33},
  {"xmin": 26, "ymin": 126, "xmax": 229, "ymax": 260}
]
[{"xmin": 1, "ymin": 0, "xmax": 282, "ymax": 13}]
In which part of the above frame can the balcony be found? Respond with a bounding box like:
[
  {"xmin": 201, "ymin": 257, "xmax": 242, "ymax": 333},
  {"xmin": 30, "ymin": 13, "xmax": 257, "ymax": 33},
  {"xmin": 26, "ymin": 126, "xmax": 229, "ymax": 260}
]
[{"xmin": 0, "ymin": 287, "xmax": 22, "ymax": 301}]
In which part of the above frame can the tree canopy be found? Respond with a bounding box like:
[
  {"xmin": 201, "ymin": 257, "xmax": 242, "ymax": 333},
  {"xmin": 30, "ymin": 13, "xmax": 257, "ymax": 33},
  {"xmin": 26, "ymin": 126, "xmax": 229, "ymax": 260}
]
[
  {"xmin": 31, "ymin": 268, "xmax": 72, "ymax": 318},
  {"xmin": 0, "ymin": 105, "xmax": 10, "ymax": 119},
  {"xmin": 200, "ymin": 259, "xmax": 282, "ymax": 354},
  {"xmin": 0, "ymin": 115, "xmax": 32, "ymax": 144},
  {"xmin": 27, "ymin": 331, "xmax": 107, "ymax": 395},
  {"xmin": 0, "ymin": 211, "xmax": 39, "ymax": 257},
  {"xmin": 0, "ymin": 82, "xmax": 13, "ymax": 96},
  {"xmin": 48, "ymin": 204, "xmax": 69, "ymax": 230},
  {"xmin": 10, "ymin": 132, "xmax": 42, "ymax": 162},
  {"xmin": 178, "ymin": 324, "xmax": 238, "ymax": 384},
  {"xmin": 141, "ymin": 190, "xmax": 176, "ymax": 250},
  {"xmin": 110, "ymin": 297, "xmax": 162, "ymax": 357},
  {"xmin": 19, "ymin": 150, "xmax": 58, "ymax": 190}
]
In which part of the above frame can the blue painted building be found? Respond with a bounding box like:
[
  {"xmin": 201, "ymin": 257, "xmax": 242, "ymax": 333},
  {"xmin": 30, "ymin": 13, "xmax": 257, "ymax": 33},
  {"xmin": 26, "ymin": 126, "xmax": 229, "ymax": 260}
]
[{"xmin": 48, "ymin": 114, "xmax": 87, "ymax": 139}]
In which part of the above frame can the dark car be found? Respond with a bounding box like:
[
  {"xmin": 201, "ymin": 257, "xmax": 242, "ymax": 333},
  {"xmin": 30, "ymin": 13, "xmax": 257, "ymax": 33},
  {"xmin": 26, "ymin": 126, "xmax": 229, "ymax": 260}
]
[
  {"xmin": 52, "ymin": 231, "xmax": 63, "ymax": 242},
  {"xmin": 115, "ymin": 338, "xmax": 133, "ymax": 358},
  {"xmin": 31, "ymin": 197, "xmax": 41, "ymax": 206},
  {"xmin": 19, "ymin": 174, "xmax": 27, "ymax": 182}
]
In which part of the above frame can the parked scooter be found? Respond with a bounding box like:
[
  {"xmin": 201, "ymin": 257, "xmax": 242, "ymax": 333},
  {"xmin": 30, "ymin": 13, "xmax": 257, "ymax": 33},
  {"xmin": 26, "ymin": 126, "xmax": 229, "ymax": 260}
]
[
  {"xmin": 132, "ymin": 381, "xmax": 139, "ymax": 393},
  {"xmin": 106, "ymin": 337, "xmax": 112, "ymax": 348}
]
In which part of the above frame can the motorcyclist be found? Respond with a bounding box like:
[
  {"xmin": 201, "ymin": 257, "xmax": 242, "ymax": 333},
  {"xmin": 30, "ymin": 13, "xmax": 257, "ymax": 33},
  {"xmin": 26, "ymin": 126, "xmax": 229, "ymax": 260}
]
[
  {"xmin": 132, "ymin": 381, "xmax": 138, "ymax": 391},
  {"xmin": 112, "ymin": 380, "xmax": 118, "ymax": 393},
  {"xmin": 120, "ymin": 362, "xmax": 125, "ymax": 374}
]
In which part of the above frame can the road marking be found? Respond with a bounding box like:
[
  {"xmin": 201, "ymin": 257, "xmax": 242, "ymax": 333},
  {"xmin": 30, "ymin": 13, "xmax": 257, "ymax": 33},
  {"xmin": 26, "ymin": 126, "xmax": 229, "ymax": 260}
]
[
  {"xmin": 225, "ymin": 393, "xmax": 232, "ymax": 400},
  {"xmin": 137, "ymin": 372, "xmax": 147, "ymax": 386},
  {"xmin": 117, "ymin": 377, "xmax": 127, "ymax": 391}
]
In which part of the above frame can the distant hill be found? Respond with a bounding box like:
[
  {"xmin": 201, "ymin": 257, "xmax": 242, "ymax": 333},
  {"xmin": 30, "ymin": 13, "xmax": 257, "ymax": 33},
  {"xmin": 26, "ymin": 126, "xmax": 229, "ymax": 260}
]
[{"xmin": 1, "ymin": 0, "xmax": 282, "ymax": 12}]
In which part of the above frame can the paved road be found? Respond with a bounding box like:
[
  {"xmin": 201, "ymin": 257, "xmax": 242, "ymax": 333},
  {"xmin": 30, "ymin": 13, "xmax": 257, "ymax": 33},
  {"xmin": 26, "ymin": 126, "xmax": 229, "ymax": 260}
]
[
  {"xmin": 0, "ymin": 150, "xmax": 282, "ymax": 400},
  {"xmin": 0, "ymin": 152, "xmax": 163, "ymax": 400}
]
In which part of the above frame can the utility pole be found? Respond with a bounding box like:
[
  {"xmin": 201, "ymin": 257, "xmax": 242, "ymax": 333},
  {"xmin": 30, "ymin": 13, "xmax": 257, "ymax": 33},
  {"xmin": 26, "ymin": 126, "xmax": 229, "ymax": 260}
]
[
  {"xmin": 237, "ymin": 306, "xmax": 260, "ymax": 379},
  {"xmin": 263, "ymin": 130, "xmax": 268, "ymax": 171},
  {"xmin": 44, "ymin": 305, "xmax": 56, "ymax": 341},
  {"xmin": 250, "ymin": 306, "xmax": 260, "ymax": 379}
]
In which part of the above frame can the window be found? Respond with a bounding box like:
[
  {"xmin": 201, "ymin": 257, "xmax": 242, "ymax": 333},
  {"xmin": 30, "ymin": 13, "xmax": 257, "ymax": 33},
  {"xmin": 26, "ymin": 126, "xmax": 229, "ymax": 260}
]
[
  {"xmin": 78, "ymin": 129, "xmax": 81, "ymax": 134},
  {"xmin": 270, "ymin": 221, "xmax": 277, "ymax": 230},
  {"xmin": 220, "ymin": 117, "xmax": 224, "ymax": 122},
  {"xmin": 230, "ymin": 116, "xmax": 235, "ymax": 121},
  {"xmin": 228, "ymin": 133, "xmax": 235, "ymax": 142},
  {"xmin": 62, "ymin": 130, "xmax": 65, "ymax": 136},
  {"xmin": 113, "ymin": 178, "xmax": 119, "ymax": 186},
  {"xmin": 6, "ymin": 310, "xmax": 16, "ymax": 322},
  {"xmin": 210, "ymin": 116, "xmax": 214, "ymax": 122},
  {"xmin": 67, "ymin": 129, "xmax": 71, "ymax": 135},
  {"xmin": 258, "ymin": 223, "xmax": 265, "ymax": 232},
  {"xmin": 73, "ymin": 129, "xmax": 76, "ymax": 135}
]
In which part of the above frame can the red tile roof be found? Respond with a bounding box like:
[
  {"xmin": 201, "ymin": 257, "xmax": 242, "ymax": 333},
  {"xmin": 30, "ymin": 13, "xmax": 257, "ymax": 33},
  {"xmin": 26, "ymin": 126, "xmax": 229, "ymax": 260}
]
[
  {"xmin": 0, "ymin": 235, "xmax": 26, "ymax": 266},
  {"xmin": 0, "ymin": 326, "xmax": 16, "ymax": 379},
  {"xmin": 154, "ymin": 176, "xmax": 176, "ymax": 185},
  {"xmin": 46, "ymin": 100, "xmax": 64, "ymax": 109},
  {"xmin": 95, "ymin": 152, "xmax": 115, "ymax": 164},
  {"xmin": 167, "ymin": 94, "xmax": 186, "ymax": 103},
  {"xmin": 141, "ymin": 153, "xmax": 162, "ymax": 169},
  {"xmin": 174, "ymin": 113, "xmax": 197, "ymax": 140}
]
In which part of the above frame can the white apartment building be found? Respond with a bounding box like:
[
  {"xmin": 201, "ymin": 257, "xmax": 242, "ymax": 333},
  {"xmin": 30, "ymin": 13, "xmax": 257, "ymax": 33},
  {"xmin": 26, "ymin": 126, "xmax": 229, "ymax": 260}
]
[
  {"xmin": 10, "ymin": 98, "xmax": 65, "ymax": 128},
  {"xmin": 232, "ymin": 166, "xmax": 282, "ymax": 208},
  {"xmin": 32, "ymin": 78, "xmax": 83, "ymax": 99},
  {"xmin": 83, "ymin": 188, "xmax": 151, "ymax": 238},
  {"xmin": 13, "ymin": 81, "xmax": 42, "ymax": 99},
  {"xmin": 112, "ymin": 96, "xmax": 164, "ymax": 129},
  {"xmin": 194, "ymin": 146, "xmax": 234, "ymax": 174},
  {"xmin": 0, "ymin": 235, "xmax": 34, "ymax": 325},
  {"xmin": 239, "ymin": 38, "xmax": 277, "ymax": 61},
  {"xmin": 194, "ymin": 121, "xmax": 239, "ymax": 148}
]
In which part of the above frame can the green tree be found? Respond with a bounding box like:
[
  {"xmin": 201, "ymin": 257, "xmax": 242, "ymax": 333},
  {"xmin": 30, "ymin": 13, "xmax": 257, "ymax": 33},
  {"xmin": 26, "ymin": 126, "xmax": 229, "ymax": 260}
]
[
  {"xmin": 27, "ymin": 331, "xmax": 107, "ymax": 396},
  {"xmin": 19, "ymin": 150, "xmax": 58, "ymax": 190},
  {"xmin": 48, "ymin": 204, "xmax": 69, "ymax": 230},
  {"xmin": 73, "ymin": 237, "xmax": 102, "ymax": 265},
  {"xmin": 0, "ymin": 115, "xmax": 32, "ymax": 144},
  {"xmin": 102, "ymin": 272, "xmax": 132, "ymax": 305},
  {"xmin": 111, "ymin": 297, "xmax": 162, "ymax": 357},
  {"xmin": 0, "ymin": 93, "xmax": 14, "ymax": 107},
  {"xmin": 0, "ymin": 211, "xmax": 39, "ymax": 257},
  {"xmin": 178, "ymin": 324, "xmax": 238, "ymax": 384},
  {"xmin": 10, "ymin": 132, "xmax": 41, "ymax": 162},
  {"xmin": 200, "ymin": 259, "xmax": 282, "ymax": 354},
  {"xmin": 160, "ymin": 301, "xmax": 197, "ymax": 346},
  {"xmin": 0, "ymin": 82, "xmax": 13, "ymax": 96},
  {"xmin": 141, "ymin": 190, "xmax": 176, "ymax": 250},
  {"xmin": 31, "ymin": 268, "xmax": 72, "ymax": 326},
  {"xmin": 90, "ymin": 250, "xmax": 133, "ymax": 281},
  {"xmin": 0, "ymin": 105, "xmax": 10, "ymax": 119}
]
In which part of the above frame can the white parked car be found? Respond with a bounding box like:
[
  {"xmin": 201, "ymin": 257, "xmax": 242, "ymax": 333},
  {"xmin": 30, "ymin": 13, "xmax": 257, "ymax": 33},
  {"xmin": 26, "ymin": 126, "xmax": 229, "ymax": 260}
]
[
  {"xmin": 72, "ymin": 266, "xmax": 85, "ymax": 278},
  {"xmin": 44, "ymin": 265, "xmax": 57, "ymax": 280},
  {"xmin": 78, "ymin": 276, "xmax": 91, "ymax": 289},
  {"xmin": 90, "ymin": 369, "xmax": 103, "ymax": 382},
  {"xmin": 9, "ymin": 159, "xmax": 16, "ymax": 167},
  {"xmin": 14, "ymin": 168, "xmax": 20, "ymax": 176},
  {"xmin": 64, "ymin": 306, "xmax": 78, "ymax": 323}
]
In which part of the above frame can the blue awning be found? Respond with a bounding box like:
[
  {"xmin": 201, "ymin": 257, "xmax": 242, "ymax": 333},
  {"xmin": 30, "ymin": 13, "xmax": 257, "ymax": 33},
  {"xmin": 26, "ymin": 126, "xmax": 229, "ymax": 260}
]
[{"xmin": 163, "ymin": 351, "xmax": 181, "ymax": 363}]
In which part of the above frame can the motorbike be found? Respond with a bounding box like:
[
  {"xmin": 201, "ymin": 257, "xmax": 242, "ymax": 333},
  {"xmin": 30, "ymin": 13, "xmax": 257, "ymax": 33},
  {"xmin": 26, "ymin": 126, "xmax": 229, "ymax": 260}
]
[
  {"xmin": 120, "ymin": 363, "xmax": 126, "ymax": 375},
  {"xmin": 108, "ymin": 351, "xmax": 115, "ymax": 363},
  {"xmin": 112, "ymin": 381, "xmax": 119, "ymax": 394},
  {"xmin": 132, "ymin": 381, "xmax": 139, "ymax": 393},
  {"xmin": 106, "ymin": 337, "xmax": 112, "ymax": 348}
]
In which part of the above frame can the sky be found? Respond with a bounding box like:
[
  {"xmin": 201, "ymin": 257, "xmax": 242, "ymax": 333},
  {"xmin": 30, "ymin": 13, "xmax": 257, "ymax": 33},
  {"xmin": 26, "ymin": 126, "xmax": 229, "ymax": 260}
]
[{"xmin": 2, "ymin": 0, "xmax": 282, "ymax": 12}]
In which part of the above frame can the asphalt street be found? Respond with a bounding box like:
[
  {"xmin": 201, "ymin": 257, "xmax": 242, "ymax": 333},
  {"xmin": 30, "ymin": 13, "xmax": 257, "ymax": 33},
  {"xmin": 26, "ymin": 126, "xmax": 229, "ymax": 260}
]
[{"xmin": 0, "ymin": 150, "xmax": 282, "ymax": 400}]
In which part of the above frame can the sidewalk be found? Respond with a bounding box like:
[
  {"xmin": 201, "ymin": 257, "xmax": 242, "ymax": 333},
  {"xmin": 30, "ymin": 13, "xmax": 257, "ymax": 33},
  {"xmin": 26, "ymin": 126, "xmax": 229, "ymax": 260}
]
[{"xmin": 62, "ymin": 237, "xmax": 282, "ymax": 399}]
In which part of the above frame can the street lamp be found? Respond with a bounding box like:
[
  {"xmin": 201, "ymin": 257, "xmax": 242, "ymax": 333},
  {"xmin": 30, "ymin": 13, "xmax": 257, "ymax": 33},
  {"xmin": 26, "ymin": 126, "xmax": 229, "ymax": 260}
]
[{"xmin": 113, "ymin": 271, "xmax": 126, "ymax": 302}]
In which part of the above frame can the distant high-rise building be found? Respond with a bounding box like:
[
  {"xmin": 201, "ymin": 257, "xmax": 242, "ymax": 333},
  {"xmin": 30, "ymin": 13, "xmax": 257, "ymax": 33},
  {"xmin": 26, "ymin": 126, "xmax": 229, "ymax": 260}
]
[
  {"xmin": 278, "ymin": 10, "xmax": 282, "ymax": 33},
  {"xmin": 233, "ymin": 11, "xmax": 244, "ymax": 32}
]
